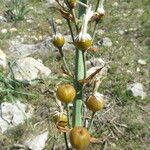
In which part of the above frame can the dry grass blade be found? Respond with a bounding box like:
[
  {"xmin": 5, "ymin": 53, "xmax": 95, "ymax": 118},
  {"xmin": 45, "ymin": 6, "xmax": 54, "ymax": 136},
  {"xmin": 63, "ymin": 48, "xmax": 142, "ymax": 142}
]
[
  {"xmin": 61, "ymin": 66, "xmax": 73, "ymax": 77},
  {"xmin": 56, "ymin": 123, "xmax": 70, "ymax": 133},
  {"xmin": 90, "ymin": 135, "xmax": 108, "ymax": 144},
  {"xmin": 55, "ymin": 0, "xmax": 65, "ymax": 9},
  {"xmin": 88, "ymin": 47, "xmax": 98, "ymax": 52},
  {"xmin": 58, "ymin": 9, "xmax": 73, "ymax": 20}
]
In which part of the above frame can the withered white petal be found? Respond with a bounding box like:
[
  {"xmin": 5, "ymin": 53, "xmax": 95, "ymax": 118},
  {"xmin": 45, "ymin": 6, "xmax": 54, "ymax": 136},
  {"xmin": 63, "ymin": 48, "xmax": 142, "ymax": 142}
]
[
  {"xmin": 82, "ymin": 6, "xmax": 94, "ymax": 34},
  {"xmin": 78, "ymin": 33, "xmax": 92, "ymax": 41},
  {"xmin": 52, "ymin": 33, "xmax": 63, "ymax": 40},
  {"xmin": 97, "ymin": 0, "xmax": 105, "ymax": 14}
]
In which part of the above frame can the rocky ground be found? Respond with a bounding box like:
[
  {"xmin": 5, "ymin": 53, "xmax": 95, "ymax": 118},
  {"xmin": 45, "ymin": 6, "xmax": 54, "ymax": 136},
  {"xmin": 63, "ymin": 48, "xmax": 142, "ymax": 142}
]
[{"xmin": 0, "ymin": 0, "xmax": 150, "ymax": 150}]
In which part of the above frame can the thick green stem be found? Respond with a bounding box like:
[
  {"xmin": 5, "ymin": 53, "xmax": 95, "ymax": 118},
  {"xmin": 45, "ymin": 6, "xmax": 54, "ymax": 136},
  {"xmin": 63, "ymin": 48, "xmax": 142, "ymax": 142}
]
[
  {"xmin": 82, "ymin": 51, "xmax": 87, "ymax": 79},
  {"xmin": 72, "ymin": 0, "xmax": 87, "ymax": 127},
  {"xmin": 73, "ymin": 49, "xmax": 84, "ymax": 127}
]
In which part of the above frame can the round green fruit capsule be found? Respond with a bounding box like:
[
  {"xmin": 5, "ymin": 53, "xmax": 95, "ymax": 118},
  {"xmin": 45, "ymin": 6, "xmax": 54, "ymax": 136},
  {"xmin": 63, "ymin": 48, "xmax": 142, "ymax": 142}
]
[
  {"xmin": 86, "ymin": 95, "xmax": 105, "ymax": 112},
  {"xmin": 70, "ymin": 127, "xmax": 91, "ymax": 150},
  {"xmin": 75, "ymin": 34, "xmax": 92, "ymax": 51},
  {"xmin": 56, "ymin": 84, "xmax": 76, "ymax": 103},
  {"xmin": 52, "ymin": 33, "xmax": 65, "ymax": 48}
]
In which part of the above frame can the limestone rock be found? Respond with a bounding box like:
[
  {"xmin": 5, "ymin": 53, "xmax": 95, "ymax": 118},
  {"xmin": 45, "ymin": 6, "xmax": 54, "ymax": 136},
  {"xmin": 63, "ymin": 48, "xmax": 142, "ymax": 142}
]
[
  {"xmin": 112, "ymin": 2, "xmax": 119, "ymax": 7},
  {"xmin": 86, "ymin": 58, "xmax": 106, "ymax": 69},
  {"xmin": 9, "ymin": 35, "xmax": 74, "ymax": 58},
  {"xmin": 1, "ymin": 29, "xmax": 8, "ymax": 34},
  {"xmin": 97, "ymin": 29, "xmax": 105, "ymax": 36},
  {"xmin": 24, "ymin": 131, "xmax": 49, "ymax": 150},
  {"xmin": 47, "ymin": 0, "xmax": 57, "ymax": 7},
  {"xmin": 98, "ymin": 37, "xmax": 112, "ymax": 47},
  {"xmin": 0, "ymin": 49, "xmax": 7, "ymax": 70},
  {"xmin": 138, "ymin": 59, "xmax": 146, "ymax": 65},
  {"xmin": 9, "ymin": 36, "xmax": 52, "ymax": 57},
  {"xmin": 63, "ymin": 35, "xmax": 74, "ymax": 51},
  {"xmin": 86, "ymin": 58, "xmax": 107, "ymax": 79},
  {"xmin": 0, "ymin": 101, "xmax": 33, "ymax": 133},
  {"xmin": 127, "ymin": 83, "xmax": 147, "ymax": 99},
  {"xmin": 87, "ymin": 66, "xmax": 108, "ymax": 79},
  {"xmin": 9, "ymin": 57, "xmax": 51, "ymax": 83},
  {"xmin": 9, "ymin": 43, "xmax": 38, "ymax": 57},
  {"xmin": 0, "ymin": 16, "xmax": 6, "ymax": 23},
  {"xmin": 135, "ymin": 9, "xmax": 144, "ymax": 16},
  {"xmin": 10, "ymin": 28, "xmax": 17, "ymax": 33},
  {"xmin": 118, "ymin": 30, "xmax": 124, "ymax": 35}
]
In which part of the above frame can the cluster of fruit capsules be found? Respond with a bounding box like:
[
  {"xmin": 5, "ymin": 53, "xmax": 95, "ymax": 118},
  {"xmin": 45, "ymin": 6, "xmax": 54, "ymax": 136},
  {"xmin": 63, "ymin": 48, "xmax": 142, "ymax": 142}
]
[
  {"xmin": 74, "ymin": 6, "xmax": 93, "ymax": 52},
  {"xmin": 53, "ymin": 84, "xmax": 76, "ymax": 128},
  {"xmin": 51, "ymin": 1, "xmax": 106, "ymax": 149},
  {"xmin": 56, "ymin": 84, "xmax": 91, "ymax": 150},
  {"xmin": 55, "ymin": 84, "xmax": 105, "ymax": 149}
]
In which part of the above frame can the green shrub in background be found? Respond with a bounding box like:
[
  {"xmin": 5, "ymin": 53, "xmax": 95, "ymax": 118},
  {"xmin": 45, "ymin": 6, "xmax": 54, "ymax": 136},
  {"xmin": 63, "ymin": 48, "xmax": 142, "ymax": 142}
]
[{"xmin": 3, "ymin": 0, "xmax": 30, "ymax": 21}]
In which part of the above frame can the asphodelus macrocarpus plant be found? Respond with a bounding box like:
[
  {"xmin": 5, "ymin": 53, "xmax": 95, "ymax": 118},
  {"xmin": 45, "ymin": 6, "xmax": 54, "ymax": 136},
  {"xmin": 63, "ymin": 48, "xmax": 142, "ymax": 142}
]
[{"xmin": 49, "ymin": 0, "xmax": 107, "ymax": 149}]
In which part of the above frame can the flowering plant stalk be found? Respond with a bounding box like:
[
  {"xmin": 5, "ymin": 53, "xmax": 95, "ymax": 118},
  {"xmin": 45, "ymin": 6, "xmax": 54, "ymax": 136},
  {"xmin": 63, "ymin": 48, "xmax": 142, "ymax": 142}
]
[
  {"xmin": 73, "ymin": 0, "xmax": 92, "ymax": 127},
  {"xmin": 50, "ymin": 0, "xmax": 106, "ymax": 149}
]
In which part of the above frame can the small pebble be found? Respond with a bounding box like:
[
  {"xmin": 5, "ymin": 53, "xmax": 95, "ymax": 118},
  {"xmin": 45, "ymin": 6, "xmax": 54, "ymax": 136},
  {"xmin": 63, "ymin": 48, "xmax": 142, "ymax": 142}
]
[
  {"xmin": 1, "ymin": 29, "xmax": 8, "ymax": 34},
  {"xmin": 102, "ymin": 37, "xmax": 112, "ymax": 47},
  {"xmin": 127, "ymin": 70, "xmax": 132, "ymax": 74},
  {"xmin": 118, "ymin": 30, "xmax": 124, "ymax": 35},
  {"xmin": 138, "ymin": 59, "xmax": 146, "ymax": 65},
  {"xmin": 26, "ymin": 19, "xmax": 33, "ymax": 23},
  {"xmin": 97, "ymin": 29, "xmax": 105, "ymax": 35},
  {"xmin": 38, "ymin": 35, "xmax": 43, "ymax": 40},
  {"xmin": 55, "ymin": 19, "xmax": 63, "ymax": 25},
  {"xmin": 136, "ymin": 67, "xmax": 140, "ymax": 72},
  {"xmin": 10, "ymin": 28, "xmax": 17, "ymax": 33},
  {"xmin": 29, "ymin": 6, "xmax": 34, "ymax": 10},
  {"xmin": 112, "ymin": 2, "xmax": 119, "ymax": 7}
]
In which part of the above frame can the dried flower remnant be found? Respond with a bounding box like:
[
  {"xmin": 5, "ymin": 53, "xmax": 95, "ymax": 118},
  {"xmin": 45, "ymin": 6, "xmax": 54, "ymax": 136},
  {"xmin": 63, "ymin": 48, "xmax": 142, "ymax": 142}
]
[
  {"xmin": 97, "ymin": 0, "xmax": 105, "ymax": 15},
  {"xmin": 75, "ymin": 6, "xmax": 94, "ymax": 51},
  {"xmin": 91, "ymin": 0, "xmax": 105, "ymax": 22},
  {"xmin": 53, "ymin": 111, "xmax": 68, "ymax": 127}
]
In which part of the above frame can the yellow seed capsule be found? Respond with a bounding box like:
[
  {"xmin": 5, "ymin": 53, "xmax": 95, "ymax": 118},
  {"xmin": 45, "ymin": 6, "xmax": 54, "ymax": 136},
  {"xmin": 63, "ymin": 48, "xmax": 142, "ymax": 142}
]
[
  {"xmin": 52, "ymin": 33, "xmax": 65, "ymax": 48},
  {"xmin": 75, "ymin": 34, "xmax": 92, "ymax": 51},
  {"xmin": 53, "ymin": 113, "xmax": 68, "ymax": 127},
  {"xmin": 70, "ymin": 127, "xmax": 91, "ymax": 150},
  {"xmin": 56, "ymin": 84, "xmax": 76, "ymax": 103},
  {"xmin": 86, "ymin": 95, "xmax": 105, "ymax": 112},
  {"xmin": 66, "ymin": 0, "xmax": 77, "ymax": 9}
]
